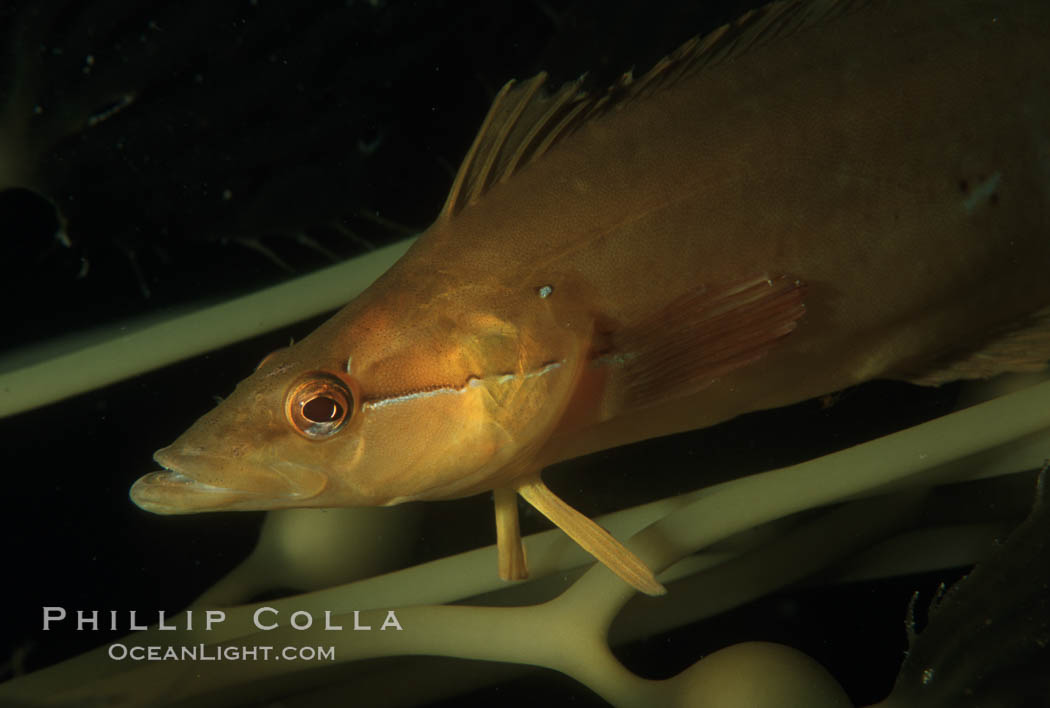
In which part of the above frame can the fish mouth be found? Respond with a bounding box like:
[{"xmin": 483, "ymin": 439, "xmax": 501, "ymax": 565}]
[
  {"xmin": 129, "ymin": 447, "xmax": 328, "ymax": 514},
  {"xmin": 129, "ymin": 470, "xmax": 247, "ymax": 514}
]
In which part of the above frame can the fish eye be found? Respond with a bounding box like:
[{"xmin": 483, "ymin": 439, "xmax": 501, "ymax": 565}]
[{"xmin": 285, "ymin": 373, "xmax": 354, "ymax": 440}]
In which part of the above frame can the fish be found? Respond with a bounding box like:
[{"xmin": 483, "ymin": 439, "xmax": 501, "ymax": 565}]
[{"xmin": 130, "ymin": 0, "xmax": 1050, "ymax": 596}]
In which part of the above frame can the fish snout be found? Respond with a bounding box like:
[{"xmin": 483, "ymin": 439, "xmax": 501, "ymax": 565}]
[{"xmin": 129, "ymin": 445, "xmax": 328, "ymax": 514}]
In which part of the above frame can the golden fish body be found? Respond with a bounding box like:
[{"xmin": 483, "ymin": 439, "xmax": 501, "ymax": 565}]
[{"xmin": 132, "ymin": 0, "xmax": 1050, "ymax": 594}]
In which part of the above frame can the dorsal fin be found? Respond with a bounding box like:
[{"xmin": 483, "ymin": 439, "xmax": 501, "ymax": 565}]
[
  {"xmin": 438, "ymin": 0, "xmax": 876, "ymax": 221},
  {"xmin": 439, "ymin": 72, "xmax": 589, "ymax": 220}
]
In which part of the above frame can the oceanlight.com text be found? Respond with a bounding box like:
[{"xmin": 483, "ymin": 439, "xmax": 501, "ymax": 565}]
[{"xmin": 107, "ymin": 643, "xmax": 335, "ymax": 662}]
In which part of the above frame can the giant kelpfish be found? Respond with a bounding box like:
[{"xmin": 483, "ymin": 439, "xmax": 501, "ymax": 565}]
[{"xmin": 131, "ymin": 0, "xmax": 1050, "ymax": 595}]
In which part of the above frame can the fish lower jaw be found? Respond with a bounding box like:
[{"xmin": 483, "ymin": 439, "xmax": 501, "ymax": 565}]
[{"xmin": 129, "ymin": 468, "xmax": 276, "ymax": 514}]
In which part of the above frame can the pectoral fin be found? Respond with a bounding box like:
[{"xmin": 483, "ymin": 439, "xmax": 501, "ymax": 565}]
[
  {"xmin": 594, "ymin": 275, "xmax": 806, "ymax": 418},
  {"xmin": 494, "ymin": 486, "xmax": 528, "ymax": 581},
  {"xmin": 515, "ymin": 476, "xmax": 666, "ymax": 596}
]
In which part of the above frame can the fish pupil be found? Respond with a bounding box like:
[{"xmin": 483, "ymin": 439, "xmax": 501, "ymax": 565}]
[{"xmin": 303, "ymin": 396, "xmax": 342, "ymax": 423}]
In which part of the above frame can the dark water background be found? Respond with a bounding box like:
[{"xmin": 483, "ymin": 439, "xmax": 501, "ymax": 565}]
[{"xmin": 0, "ymin": 1, "xmax": 999, "ymax": 705}]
